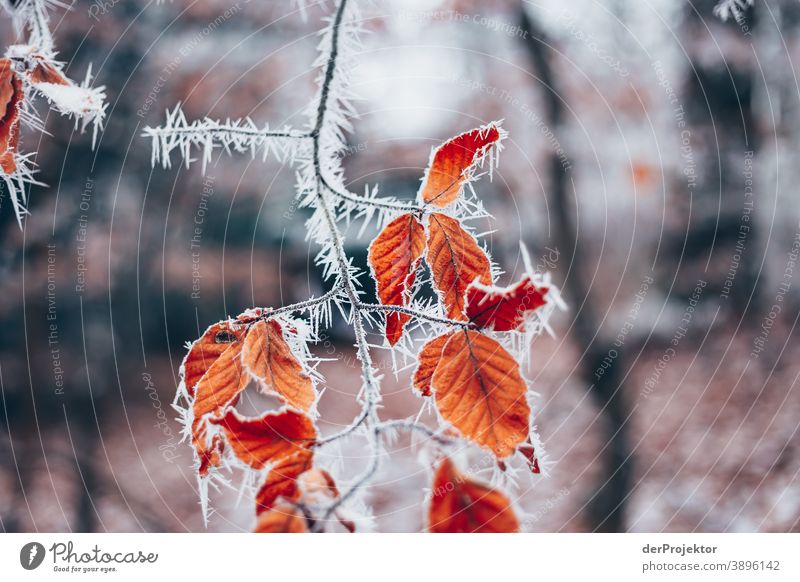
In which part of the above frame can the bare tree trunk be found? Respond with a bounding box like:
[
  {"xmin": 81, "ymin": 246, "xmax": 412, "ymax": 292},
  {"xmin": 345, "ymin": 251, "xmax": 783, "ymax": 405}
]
[
  {"xmin": 518, "ymin": 5, "xmax": 633, "ymax": 532},
  {"xmin": 669, "ymin": 0, "xmax": 761, "ymax": 315}
]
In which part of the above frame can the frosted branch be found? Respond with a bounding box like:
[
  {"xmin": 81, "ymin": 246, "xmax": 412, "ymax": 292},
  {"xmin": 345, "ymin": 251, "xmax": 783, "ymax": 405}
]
[
  {"xmin": 143, "ymin": 106, "xmax": 311, "ymax": 172},
  {"xmin": 3, "ymin": 0, "xmax": 58, "ymax": 53}
]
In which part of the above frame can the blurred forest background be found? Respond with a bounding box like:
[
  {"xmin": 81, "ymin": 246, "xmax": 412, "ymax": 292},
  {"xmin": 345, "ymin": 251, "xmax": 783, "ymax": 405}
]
[{"xmin": 1, "ymin": 0, "xmax": 799, "ymax": 532}]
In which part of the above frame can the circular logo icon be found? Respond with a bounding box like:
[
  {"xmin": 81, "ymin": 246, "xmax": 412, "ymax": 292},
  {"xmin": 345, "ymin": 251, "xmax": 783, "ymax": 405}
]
[{"xmin": 20, "ymin": 542, "xmax": 46, "ymax": 570}]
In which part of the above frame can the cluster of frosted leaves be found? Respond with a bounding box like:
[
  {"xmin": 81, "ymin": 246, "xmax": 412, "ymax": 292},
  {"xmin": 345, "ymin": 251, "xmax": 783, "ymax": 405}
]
[
  {"xmin": 176, "ymin": 307, "xmax": 535, "ymax": 533},
  {"xmin": 175, "ymin": 307, "xmax": 359, "ymax": 532},
  {"xmin": 174, "ymin": 123, "xmax": 564, "ymax": 533},
  {"xmin": 157, "ymin": 0, "xmax": 563, "ymax": 532},
  {"xmin": 367, "ymin": 123, "xmax": 564, "ymax": 530},
  {"xmin": 0, "ymin": 42, "xmax": 105, "ymax": 225}
]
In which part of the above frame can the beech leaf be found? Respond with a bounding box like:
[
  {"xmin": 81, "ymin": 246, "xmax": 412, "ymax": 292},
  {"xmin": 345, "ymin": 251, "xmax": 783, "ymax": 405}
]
[
  {"xmin": 210, "ymin": 407, "xmax": 317, "ymax": 470},
  {"xmin": 181, "ymin": 321, "xmax": 245, "ymax": 399},
  {"xmin": 466, "ymin": 276, "xmax": 549, "ymax": 331},
  {"xmin": 430, "ymin": 330, "xmax": 530, "ymax": 458},
  {"xmin": 256, "ymin": 449, "xmax": 314, "ymax": 514},
  {"xmin": 242, "ymin": 319, "xmax": 316, "ymax": 411},
  {"xmin": 253, "ymin": 502, "xmax": 308, "ymax": 533},
  {"xmin": 418, "ymin": 123, "xmax": 503, "ymax": 208},
  {"xmin": 426, "ymin": 213, "xmax": 492, "ymax": 321},
  {"xmin": 413, "ymin": 332, "xmax": 454, "ymax": 397},
  {"xmin": 428, "ymin": 458, "xmax": 519, "ymax": 533},
  {"xmin": 368, "ymin": 213, "xmax": 426, "ymax": 345}
]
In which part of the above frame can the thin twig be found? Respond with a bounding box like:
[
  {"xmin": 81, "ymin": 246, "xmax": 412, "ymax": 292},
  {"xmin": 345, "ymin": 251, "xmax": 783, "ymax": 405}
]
[
  {"xmin": 320, "ymin": 176, "xmax": 422, "ymax": 213},
  {"xmin": 264, "ymin": 281, "xmax": 345, "ymax": 318},
  {"xmin": 145, "ymin": 127, "xmax": 311, "ymax": 140},
  {"xmin": 357, "ymin": 302, "xmax": 472, "ymax": 328},
  {"xmin": 375, "ymin": 420, "xmax": 455, "ymax": 447},
  {"xmin": 305, "ymin": 0, "xmax": 396, "ymax": 529}
]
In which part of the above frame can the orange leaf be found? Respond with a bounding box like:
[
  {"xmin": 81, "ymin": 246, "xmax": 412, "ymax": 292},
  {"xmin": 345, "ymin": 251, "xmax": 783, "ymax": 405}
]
[
  {"xmin": 191, "ymin": 335, "xmax": 248, "ymax": 421},
  {"xmin": 210, "ymin": 408, "xmax": 317, "ymax": 470},
  {"xmin": 189, "ymin": 332, "xmax": 247, "ymax": 476},
  {"xmin": 430, "ymin": 330, "xmax": 529, "ymax": 458},
  {"xmin": 255, "ymin": 449, "xmax": 314, "ymax": 514},
  {"xmin": 0, "ymin": 59, "xmax": 24, "ymax": 175},
  {"xmin": 298, "ymin": 468, "xmax": 339, "ymax": 500},
  {"xmin": 428, "ymin": 458, "xmax": 519, "ymax": 533},
  {"xmin": 412, "ymin": 332, "xmax": 454, "ymax": 397},
  {"xmin": 254, "ymin": 503, "xmax": 308, "ymax": 533},
  {"xmin": 466, "ymin": 276, "xmax": 549, "ymax": 331},
  {"xmin": 368, "ymin": 213, "xmax": 426, "ymax": 345},
  {"xmin": 182, "ymin": 321, "xmax": 244, "ymax": 398},
  {"xmin": 418, "ymin": 124, "xmax": 502, "ymax": 208},
  {"xmin": 426, "ymin": 213, "xmax": 491, "ymax": 320},
  {"xmin": 296, "ymin": 468, "xmax": 353, "ymax": 531},
  {"xmin": 242, "ymin": 319, "xmax": 316, "ymax": 411}
]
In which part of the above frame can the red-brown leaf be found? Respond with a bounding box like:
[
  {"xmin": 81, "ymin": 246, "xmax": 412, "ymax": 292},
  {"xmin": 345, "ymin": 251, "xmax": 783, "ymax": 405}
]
[
  {"xmin": 253, "ymin": 502, "xmax": 308, "ymax": 533},
  {"xmin": 518, "ymin": 440, "xmax": 541, "ymax": 474},
  {"xmin": 242, "ymin": 319, "xmax": 316, "ymax": 411},
  {"xmin": 418, "ymin": 124, "xmax": 502, "ymax": 208},
  {"xmin": 255, "ymin": 449, "xmax": 314, "ymax": 514},
  {"xmin": 368, "ymin": 213, "xmax": 426, "ymax": 345},
  {"xmin": 210, "ymin": 408, "xmax": 317, "ymax": 470},
  {"xmin": 426, "ymin": 213, "xmax": 492, "ymax": 321},
  {"xmin": 412, "ymin": 332, "xmax": 454, "ymax": 397},
  {"xmin": 0, "ymin": 59, "xmax": 24, "ymax": 175},
  {"xmin": 466, "ymin": 276, "xmax": 549, "ymax": 331},
  {"xmin": 430, "ymin": 330, "xmax": 529, "ymax": 458},
  {"xmin": 428, "ymin": 458, "xmax": 519, "ymax": 533},
  {"xmin": 182, "ymin": 321, "xmax": 244, "ymax": 398},
  {"xmin": 193, "ymin": 425, "xmax": 224, "ymax": 477}
]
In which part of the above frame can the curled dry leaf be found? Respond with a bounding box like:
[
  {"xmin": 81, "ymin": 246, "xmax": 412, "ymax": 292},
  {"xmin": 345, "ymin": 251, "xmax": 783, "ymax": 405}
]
[
  {"xmin": 368, "ymin": 212, "xmax": 426, "ymax": 345},
  {"xmin": 254, "ymin": 502, "xmax": 308, "ymax": 533},
  {"xmin": 255, "ymin": 452, "xmax": 350, "ymax": 531},
  {"xmin": 242, "ymin": 319, "xmax": 316, "ymax": 411},
  {"xmin": 466, "ymin": 275, "xmax": 549, "ymax": 331},
  {"xmin": 426, "ymin": 213, "xmax": 492, "ymax": 320},
  {"xmin": 518, "ymin": 440, "xmax": 541, "ymax": 475},
  {"xmin": 413, "ymin": 332, "xmax": 454, "ymax": 397},
  {"xmin": 6, "ymin": 45, "xmax": 105, "ymax": 132},
  {"xmin": 418, "ymin": 123, "xmax": 502, "ymax": 208},
  {"xmin": 0, "ymin": 59, "xmax": 23, "ymax": 175},
  {"xmin": 7, "ymin": 46, "xmax": 69, "ymax": 86},
  {"xmin": 210, "ymin": 407, "xmax": 317, "ymax": 470},
  {"xmin": 195, "ymin": 430, "xmax": 224, "ymax": 478},
  {"xmin": 256, "ymin": 449, "xmax": 314, "ymax": 514},
  {"xmin": 428, "ymin": 458, "xmax": 519, "ymax": 533},
  {"xmin": 430, "ymin": 330, "xmax": 530, "ymax": 458}
]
